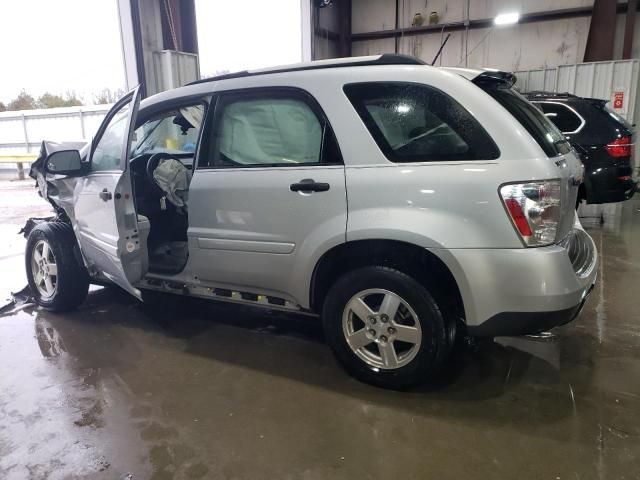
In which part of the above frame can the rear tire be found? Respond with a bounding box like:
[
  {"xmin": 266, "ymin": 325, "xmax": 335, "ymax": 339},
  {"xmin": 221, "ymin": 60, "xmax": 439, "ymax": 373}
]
[
  {"xmin": 322, "ymin": 266, "xmax": 448, "ymax": 390},
  {"xmin": 25, "ymin": 222, "xmax": 89, "ymax": 312}
]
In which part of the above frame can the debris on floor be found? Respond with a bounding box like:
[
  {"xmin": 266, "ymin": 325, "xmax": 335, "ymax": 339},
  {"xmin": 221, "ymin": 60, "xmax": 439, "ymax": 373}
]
[{"xmin": 0, "ymin": 284, "xmax": 33, "ymax": 315}]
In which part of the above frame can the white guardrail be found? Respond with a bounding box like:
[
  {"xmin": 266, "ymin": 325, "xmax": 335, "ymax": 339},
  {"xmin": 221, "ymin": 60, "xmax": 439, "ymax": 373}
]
[
  {"xmin": 0, "ymin": 104, "xmax": 112, "ymax": 179},
  {"xmin": 0, "ymin": 104, "xmax": 112, "ymax": 156}
]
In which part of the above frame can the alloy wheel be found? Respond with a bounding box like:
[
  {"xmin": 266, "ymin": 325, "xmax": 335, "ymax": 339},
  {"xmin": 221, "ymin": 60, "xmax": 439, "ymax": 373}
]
[
  {"xmin": 31, "ymin": 240, "xmax": 58, "ymax": 298},
  {"xmin": 342, "ymin": 288, "xmax": 422, "ymax": 369}
]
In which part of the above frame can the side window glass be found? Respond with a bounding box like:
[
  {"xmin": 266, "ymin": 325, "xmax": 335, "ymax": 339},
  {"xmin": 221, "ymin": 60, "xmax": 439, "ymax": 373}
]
[
  {"xmin": 211, "ymin": 94, "xmax": 330, "ymax": 167},
  {"xmin": 537, "ymin": 102, "xmax": 582, "ymax": 133},
  {"xmin": 132, "ymin": 104, "xmax": 205, "ymax": 156},
  {"xmin": 344, "ymin": 82, "xmax": 499, "ymax": 162},
  {"xmin": 91, "ymin": 103, "xmax": 130, "ymax": 172}
]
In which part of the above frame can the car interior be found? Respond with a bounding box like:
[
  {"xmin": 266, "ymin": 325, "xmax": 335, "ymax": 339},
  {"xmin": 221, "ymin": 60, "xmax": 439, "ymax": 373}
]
[{"xmin": 129, "ymin": 105, "xmax": 203, "ymax": 275}]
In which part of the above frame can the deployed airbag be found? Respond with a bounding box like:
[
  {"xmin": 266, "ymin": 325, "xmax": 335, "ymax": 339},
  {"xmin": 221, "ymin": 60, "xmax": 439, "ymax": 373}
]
[{"xmin": 152, "ymin": 158, "xmax": 192, "ymax": 212}]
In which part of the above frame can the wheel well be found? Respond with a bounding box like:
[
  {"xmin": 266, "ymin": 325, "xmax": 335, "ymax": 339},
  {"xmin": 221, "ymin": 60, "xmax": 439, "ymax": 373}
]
[{"xmin": 310, "ymin": 239, "xmax": 465, "ymax": 320}]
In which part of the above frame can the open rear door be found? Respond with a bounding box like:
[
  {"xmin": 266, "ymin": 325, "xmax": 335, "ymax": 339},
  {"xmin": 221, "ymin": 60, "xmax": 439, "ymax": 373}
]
[{"xmin": 72, "ymin": 86, "xmax": 147, "ymax": 299}]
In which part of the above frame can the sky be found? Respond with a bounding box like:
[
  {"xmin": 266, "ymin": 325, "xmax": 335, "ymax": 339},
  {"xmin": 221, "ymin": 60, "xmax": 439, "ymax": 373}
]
[
  {"xmin": 195, "ymin": 0, "xmax": 302, "ymax": 77},
  {"xmin": 0, "ymin": 0, "xmax": 126, "ymax": 104},
  {"xmin": 0, "ymin": 0, "xmax": 303, "ymax": 105}
]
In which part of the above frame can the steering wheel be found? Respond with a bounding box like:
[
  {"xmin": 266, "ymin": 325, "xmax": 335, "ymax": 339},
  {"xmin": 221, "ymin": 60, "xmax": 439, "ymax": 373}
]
[{"xmin": 145, "ymin": 153, "xmax": 191, "ymax": 196}]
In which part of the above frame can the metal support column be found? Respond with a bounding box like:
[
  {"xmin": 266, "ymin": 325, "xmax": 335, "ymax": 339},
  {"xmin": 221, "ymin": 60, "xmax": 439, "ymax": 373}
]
[
  {"xmin": 623, "ymin": 0, "xmax": 638, "ymax": 59},
  {"xmin": 584, "ymin": 0, "xmax": 618, "ymax": 61}
]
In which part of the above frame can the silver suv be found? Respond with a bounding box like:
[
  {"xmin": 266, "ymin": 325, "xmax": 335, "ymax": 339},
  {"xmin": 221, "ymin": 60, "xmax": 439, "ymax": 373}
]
[{"xmin": 26, "ymin": 55, "xmax": 597, "ymax": 389}]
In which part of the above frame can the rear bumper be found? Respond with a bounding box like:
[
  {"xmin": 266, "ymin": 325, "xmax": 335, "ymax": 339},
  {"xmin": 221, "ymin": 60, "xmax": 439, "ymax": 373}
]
[
  {"xmin": 585, "ymin": 162, "xmax": 637, "ymax": 203},
  {"xmin": 466, "ymin": 282, "xmax": 595, "ymax": 336},
  {"xmin": 435, "ymin": 226, "xmax": 598, "ymax": 337}
]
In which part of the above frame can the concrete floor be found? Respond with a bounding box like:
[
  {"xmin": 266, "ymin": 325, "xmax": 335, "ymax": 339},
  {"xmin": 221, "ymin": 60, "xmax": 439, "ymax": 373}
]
[{"xmin": 1, "ymin": 179, "xmax": 639, "ymax": 480}]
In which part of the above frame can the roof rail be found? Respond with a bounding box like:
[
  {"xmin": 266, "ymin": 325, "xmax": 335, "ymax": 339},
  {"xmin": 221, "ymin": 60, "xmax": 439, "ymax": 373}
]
[
  {"xmin": 189, "ymin": 54, "xmax": 426, "ymax": 86},
  {"xmin": 526, "ymin": 91, "xmax": 578, "ymax": 98}
]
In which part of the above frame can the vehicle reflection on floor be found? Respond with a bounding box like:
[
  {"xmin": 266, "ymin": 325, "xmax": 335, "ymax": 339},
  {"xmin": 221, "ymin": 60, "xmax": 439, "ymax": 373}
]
[{"xmin": 0, "ymin": 197, "xmax": 639, "ymax": 479}]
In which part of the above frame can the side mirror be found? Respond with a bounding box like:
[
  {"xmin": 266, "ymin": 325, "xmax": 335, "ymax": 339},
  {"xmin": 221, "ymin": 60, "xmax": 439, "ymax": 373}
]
[{"xmin": 45, "ymin": 150, "xmax": 83, "ymax": 175}]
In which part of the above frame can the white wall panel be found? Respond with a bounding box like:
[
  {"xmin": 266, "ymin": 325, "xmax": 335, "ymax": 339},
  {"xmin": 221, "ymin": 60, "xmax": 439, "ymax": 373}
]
[
  {"xmin": 352, "ymin": 0, "xmax": 397, "ymax": 33},
  {"xmin": 515, "ymin": 60, "xmax": 640, "ymax": 123},
  {"xmin": 351, "ymin": 2, "xmax": 640, "ymax": 71},
  {"xmin": 351, "ymin": 37, "xmax": 397, "ymax": 56}
]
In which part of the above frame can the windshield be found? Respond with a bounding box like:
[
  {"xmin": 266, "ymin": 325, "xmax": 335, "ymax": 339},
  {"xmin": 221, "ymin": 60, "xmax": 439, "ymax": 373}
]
[{"xmin": 482, "ymin": 86, "xmax": 572, "ymax": 157}]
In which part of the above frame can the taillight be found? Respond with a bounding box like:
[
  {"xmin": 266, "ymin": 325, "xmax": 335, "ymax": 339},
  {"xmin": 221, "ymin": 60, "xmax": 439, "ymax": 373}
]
[
  {"xmin": 605, "ymin": 136, "xmax": 633, "ymax": 157},
  {"xmin": 500, "ymin": 180, "xmax": 562, "ymax": 246}
]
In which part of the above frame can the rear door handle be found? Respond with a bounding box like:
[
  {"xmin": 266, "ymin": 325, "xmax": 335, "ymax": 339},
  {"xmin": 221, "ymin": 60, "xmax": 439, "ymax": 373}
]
[
  {"xmin": 290, "ymin": 179, "xmax": 330, "ymax": 193},
  {"xmin": 99, "ymin": 188, "xmax": 113, "ymax": 201}
]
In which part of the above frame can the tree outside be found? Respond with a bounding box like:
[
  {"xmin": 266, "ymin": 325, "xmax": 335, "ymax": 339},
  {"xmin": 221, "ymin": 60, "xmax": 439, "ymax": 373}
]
[
  {"xmin": 1, "ymin": 87, "xmax": 125, "ymax": 112},
  {"xmin": 36, "ymin": 92, "xmax": 83, "ymax": 109},
  {"xmin": 93, "ymin": 88, "xmax": 126, "ymax": 105},
  {"xmin": 7, "ymin": 90, "xmax": 37, "ymax": 111}
]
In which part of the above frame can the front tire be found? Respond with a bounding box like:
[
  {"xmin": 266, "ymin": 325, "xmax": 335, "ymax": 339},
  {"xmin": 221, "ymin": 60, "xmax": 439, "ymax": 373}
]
[
  {"xmin": 322, "ymin": 266, "xmax": 448, "ymax": 390},
  {"xmin": 25, "ymin": 222, "xmax": 89, "ymax": 312}
]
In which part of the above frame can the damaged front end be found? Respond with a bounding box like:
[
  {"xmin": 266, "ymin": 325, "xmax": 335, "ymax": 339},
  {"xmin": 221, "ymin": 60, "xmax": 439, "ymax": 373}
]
[{"xmin": 28, "ymin": 140, "xmax": 89, "ymax": 226}]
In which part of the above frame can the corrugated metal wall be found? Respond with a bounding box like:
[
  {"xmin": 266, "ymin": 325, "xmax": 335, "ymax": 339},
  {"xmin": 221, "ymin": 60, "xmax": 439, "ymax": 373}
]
[
  {"xmin": 514, "ymin": 59, "xmax": 640, "ymax": 123},
  {"xmin": 0, "ymin": 105, "xmax": 111, "ymax": 155}
]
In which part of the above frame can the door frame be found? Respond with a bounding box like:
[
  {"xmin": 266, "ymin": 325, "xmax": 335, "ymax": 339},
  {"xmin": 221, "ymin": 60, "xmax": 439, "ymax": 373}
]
[
  {"xmin": 73, "ymin": 86, "xmax": 145, "ymax": 299},
  {"xmin": 89, "ymin": 85, "xmax": 142, "ymax": 172}
]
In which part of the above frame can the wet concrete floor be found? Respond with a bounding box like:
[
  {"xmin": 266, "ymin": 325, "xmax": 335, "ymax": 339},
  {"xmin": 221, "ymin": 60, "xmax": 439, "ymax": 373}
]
[{"xmin": 1, "ymin": 180, "xmax": 639, "ymax": 479}]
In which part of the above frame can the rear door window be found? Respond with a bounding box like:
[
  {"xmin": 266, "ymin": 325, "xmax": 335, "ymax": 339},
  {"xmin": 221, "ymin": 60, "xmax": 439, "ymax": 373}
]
[
  {"xmin": 481, "ymin": 86, "xmax": 571, "ymax": 157},
  {"xmin": 201, "ymin": 89, "xmax": 342, "ymax": 168},
  {"xmin": 344, "ymin": 82, "xmax": 499, "ymax": 162},
  {"xmin": 534, "ymin": 101, "xmax": 584, "ymax": 134}
]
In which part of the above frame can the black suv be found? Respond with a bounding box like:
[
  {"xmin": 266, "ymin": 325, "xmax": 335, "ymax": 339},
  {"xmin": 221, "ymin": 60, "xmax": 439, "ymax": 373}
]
[{"xmin": 526, "ymin": 91, "xmax": 637, "ymax": 205}]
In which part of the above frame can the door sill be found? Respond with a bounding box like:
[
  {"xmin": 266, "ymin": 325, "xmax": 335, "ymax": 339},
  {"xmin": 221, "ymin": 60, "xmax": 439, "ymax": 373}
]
[{"xmin": 137, "ymin": 278, "xmax": 317, "ymax": 316}]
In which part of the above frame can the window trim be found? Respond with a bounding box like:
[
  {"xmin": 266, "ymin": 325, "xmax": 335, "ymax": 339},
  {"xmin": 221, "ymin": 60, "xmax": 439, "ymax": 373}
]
[
  {"xmin": 197, "ymin": 86, "xmax": 343, "ymax": 170},
  {"xmin": 532, "ymin": 100, "xmax": 585, "ymax": 135},
  {"xmin": 343, "ymin": 81, "xmax": 501, "ymax": 163}
]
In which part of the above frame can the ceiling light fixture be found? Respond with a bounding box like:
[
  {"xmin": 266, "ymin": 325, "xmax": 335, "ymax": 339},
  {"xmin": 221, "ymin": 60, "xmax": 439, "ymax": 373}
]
[{"xmin": 494, "ymin": 12, "xmax": 520, "ymax": 26}]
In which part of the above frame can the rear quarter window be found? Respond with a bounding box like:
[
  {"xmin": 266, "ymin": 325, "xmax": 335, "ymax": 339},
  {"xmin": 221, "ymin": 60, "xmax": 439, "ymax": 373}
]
[
  {"xmin": 344, "ymin": 82, "xmax": 500, "ymax": 162},
  {"xmin": 482, "ymin": 86, "xmax": 571, "ymax": 157}
]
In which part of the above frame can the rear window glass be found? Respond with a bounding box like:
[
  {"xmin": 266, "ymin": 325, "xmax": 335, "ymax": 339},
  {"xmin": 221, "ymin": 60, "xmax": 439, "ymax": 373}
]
[
  {"xmin": 534, "ymin": 102, "xmax": 583, "ymax": 133},
  {"xmin": 601, "ymin": 103, "xmax": 634, "ymax": 130},
  {"xmin": 344, "ymin": 82, "xmax": 500, "ymax": 162},
  {"xmin": 572, "ymin": 100, "xmax": 633, "ymax": 142},
  {"xmin": 483, "ymin": 86, "xmax": 571, "ymax": 157}
]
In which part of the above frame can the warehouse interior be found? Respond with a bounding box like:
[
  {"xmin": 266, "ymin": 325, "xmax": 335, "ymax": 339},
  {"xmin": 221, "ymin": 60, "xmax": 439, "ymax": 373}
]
[{"xmin": 0, "ymin": 1, "xmax": 639, "ymax": 479}]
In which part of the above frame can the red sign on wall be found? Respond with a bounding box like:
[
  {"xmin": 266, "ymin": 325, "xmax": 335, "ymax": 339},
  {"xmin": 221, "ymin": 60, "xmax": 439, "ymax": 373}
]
[{"xmin": 613, "ymin": 91, "xmax": 624, "ymax": 109}]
